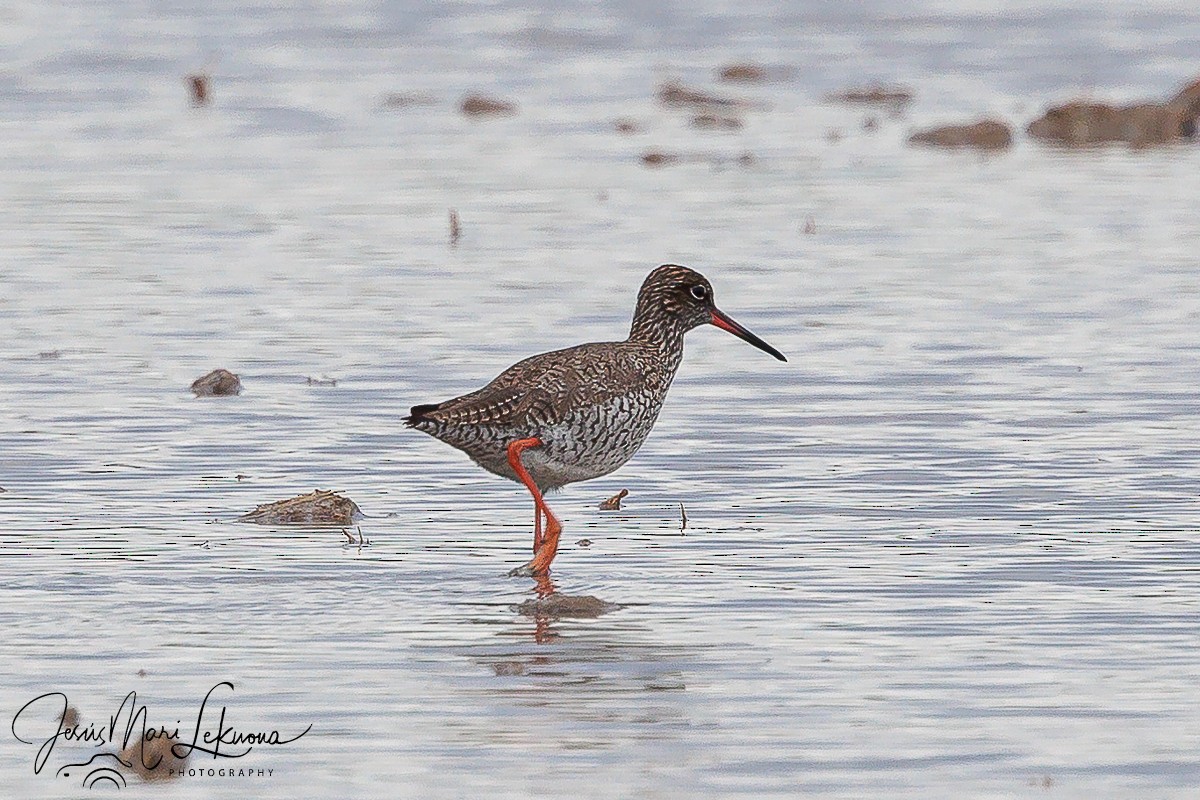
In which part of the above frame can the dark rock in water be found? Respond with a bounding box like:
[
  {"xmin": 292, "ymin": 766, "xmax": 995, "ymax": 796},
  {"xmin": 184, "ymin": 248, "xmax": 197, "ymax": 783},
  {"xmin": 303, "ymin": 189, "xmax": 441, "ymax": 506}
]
[
  {"xmin": 825, "ymin": 85, "xmax": 914, "ymax": 108},
  {"xmin": 1028, "ymin": 75, "xmax": 1200, "ymax": 148},
  {"xmin": 641, "ymin": 150, "xmax": 679, "ymax": 167},
  {"xmin": 1028, "ymin": 101, "xmax": 1194, "ymax": 147},
  {"xmin": 239, "ymin": 490, "xmax": 362, "ymax": 525},
  {"xmin": 691, "ymin": 113, "xmax": 743, "ymax": 130},
  {"xmin": 1170, "ymin": 77, "xmax": 1200, "ymax": 136},
  {"xmin": 460, "ymin": 93, "xmax": 517, "ymax": 117},
  {"xmin": 514, "ymin": 594, "xmax": 623, "ymax": 619},
  {"xmin": 718, "ymin": 62, "xmax": 767, "ymax": 84},
  {"xmin": 658, "ymin": 81, "xmax": 744, "ymax": 109},
  {"xmin": 191, "ymin": 368, "xmax": 241, "ymax": 397},
  {"xmin": 120, "ymin": 734, "xmax": 188, "ymax": 782},
  {"xmin": 908, "ymin": 118, "xmax": 1013, "ymax": 150}
]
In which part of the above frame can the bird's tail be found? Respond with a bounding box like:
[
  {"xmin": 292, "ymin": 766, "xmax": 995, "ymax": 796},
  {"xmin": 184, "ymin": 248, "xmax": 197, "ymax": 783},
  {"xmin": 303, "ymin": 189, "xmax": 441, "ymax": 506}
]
[{"xmin": 403, "ymin": 403, "xmax": 442, "ymax": 427}]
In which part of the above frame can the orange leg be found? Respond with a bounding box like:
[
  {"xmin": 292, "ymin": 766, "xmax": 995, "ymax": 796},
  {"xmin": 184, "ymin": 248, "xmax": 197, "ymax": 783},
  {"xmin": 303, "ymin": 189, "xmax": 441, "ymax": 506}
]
[
  {"xmin": 533, "ymin": 503, "xmax": 543, "ymax": 553},
  {"xmin": 506, "ymin": 437, "xmax": 563, "ymax": 577}
]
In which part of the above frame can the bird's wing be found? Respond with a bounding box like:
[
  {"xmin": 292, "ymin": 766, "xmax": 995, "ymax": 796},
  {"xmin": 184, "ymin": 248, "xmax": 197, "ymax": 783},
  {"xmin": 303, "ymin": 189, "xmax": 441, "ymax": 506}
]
[{"xmin": 409, "ymin": 342, "xmax": 647, "ymax": 428}]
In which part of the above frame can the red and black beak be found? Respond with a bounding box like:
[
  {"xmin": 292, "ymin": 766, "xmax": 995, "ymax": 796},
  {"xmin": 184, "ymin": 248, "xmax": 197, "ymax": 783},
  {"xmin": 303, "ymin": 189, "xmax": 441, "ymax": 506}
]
[{"xmin": 710, "ymin": 308, "xmax": 787, "ymax": 362}]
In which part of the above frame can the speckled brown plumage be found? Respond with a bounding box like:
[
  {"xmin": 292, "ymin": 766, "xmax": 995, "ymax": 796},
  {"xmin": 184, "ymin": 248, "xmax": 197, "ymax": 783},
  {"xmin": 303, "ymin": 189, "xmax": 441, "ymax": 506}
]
[{"xmin": 405, "ymin": 264, "xmax": 786, "ymax": 575}]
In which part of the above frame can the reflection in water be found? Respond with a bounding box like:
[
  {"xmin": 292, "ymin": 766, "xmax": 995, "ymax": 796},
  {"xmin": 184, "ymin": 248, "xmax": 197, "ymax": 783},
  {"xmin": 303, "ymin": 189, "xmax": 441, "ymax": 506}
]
[{"xmin": 511, "ymin": 573, "xmax": 624, "ymax": 643}]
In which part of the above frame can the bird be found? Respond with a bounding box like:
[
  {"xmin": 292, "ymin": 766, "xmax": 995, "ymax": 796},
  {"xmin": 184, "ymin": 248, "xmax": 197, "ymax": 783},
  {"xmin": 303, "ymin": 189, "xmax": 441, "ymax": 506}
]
[{"xmin": 405, "ymin": 264, "xmax": 786, "ymax": 576}]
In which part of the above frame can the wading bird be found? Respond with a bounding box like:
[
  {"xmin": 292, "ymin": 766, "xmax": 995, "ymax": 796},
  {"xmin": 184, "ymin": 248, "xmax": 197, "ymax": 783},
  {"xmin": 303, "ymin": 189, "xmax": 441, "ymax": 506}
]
[{"xmin": 405, "ymin": 264, "xmax": 786, "ymax": 576}]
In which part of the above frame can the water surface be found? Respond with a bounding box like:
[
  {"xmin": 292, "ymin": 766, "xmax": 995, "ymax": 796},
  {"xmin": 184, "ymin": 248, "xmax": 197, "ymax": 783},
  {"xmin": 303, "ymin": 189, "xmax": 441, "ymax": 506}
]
[{"xmin": 3, "ymin": 1, "xmax": 1200, "ymax": 797}]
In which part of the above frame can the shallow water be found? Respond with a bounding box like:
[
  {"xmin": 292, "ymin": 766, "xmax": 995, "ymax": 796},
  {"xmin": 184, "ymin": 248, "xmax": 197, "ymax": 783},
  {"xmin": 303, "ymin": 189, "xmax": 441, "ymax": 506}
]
[{"xmin": 3, "ymin": 1, "xmax": 1200, "ymax": 797}]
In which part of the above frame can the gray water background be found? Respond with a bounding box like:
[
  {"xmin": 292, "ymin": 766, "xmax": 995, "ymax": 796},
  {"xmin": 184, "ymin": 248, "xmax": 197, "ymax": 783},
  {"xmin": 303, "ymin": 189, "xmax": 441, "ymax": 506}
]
[{"xmin": 2, "ymin": 1, "xmax": 1200, "ymax": 797}]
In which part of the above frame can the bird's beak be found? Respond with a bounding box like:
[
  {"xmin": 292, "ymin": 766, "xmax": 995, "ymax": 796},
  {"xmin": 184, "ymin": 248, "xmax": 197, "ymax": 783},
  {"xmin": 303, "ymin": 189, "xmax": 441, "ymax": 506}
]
[{"xmin": 710, "ymin": 308, "xmax": 787, "ymax": 362}]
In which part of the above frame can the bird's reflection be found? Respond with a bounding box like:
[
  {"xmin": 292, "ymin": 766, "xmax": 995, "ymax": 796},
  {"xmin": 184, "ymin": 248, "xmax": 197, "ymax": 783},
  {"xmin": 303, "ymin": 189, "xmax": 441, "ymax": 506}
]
[
  {"xmin": 512, "ymin": 573, "xmax": 623, "ymax": 644},
  {"xmin": 533, "ymin": 572, "xmax": 556, "ymax": 600},
  {"xmin": 526, "ymin": 574, "xmax": 559, "ymax": 643}
]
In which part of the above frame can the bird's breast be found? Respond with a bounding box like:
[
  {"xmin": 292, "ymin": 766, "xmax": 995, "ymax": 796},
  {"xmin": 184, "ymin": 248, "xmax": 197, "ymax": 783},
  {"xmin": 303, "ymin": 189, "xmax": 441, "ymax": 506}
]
[{"xmin": 525, "ymin": 391, "xmax": 664, "ymax": 487}]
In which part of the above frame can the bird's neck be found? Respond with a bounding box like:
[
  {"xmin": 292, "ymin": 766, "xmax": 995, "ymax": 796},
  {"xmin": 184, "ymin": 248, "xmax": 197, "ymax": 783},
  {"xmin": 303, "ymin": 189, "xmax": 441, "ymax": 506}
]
[{"xmin": 628, "ymin": 306, "xmax": 688, "ymax": 362}]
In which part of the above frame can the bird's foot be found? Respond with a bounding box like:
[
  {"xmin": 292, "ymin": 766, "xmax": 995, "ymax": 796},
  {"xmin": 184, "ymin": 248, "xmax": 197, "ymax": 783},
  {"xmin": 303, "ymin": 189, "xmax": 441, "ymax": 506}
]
[{"xmin": 507, "ymin": 561, "xmax": 543, "ymax": 578}]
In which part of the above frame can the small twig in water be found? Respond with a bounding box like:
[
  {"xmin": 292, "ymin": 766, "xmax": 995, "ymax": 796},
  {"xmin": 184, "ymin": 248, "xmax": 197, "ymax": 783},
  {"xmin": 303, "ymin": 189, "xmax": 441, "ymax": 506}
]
[
  {"xmin": 187, "ymin": 72, "xmax": 211, "ymax": 106},
  {"xmin": 679, "ymin": 502, "xmax": 687, "ymax": 533},
  {"xmin": 449, "ymin": 209, "xmax": 461, "ymax": 245}
]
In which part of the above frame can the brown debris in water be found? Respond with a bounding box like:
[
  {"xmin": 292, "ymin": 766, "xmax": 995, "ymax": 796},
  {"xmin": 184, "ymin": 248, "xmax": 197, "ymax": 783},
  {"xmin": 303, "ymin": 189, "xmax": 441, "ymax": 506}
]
[
  {"xmin": 658, "ymin": 81, "xmax": 745, "ymax": 109},
  {"xmin": 908, "ymin": 118, "xmax": 1013, "ymax": 150},
  {"xmin": 460, "ymin": 93, "xmax": 517, "ymax": 117},
  {"xmin": 1027, "ymin": 77, "xmax": 1200, "ymax": 148},
  {"xmin": 120, "ymin": 734, "xmax": 188, "ymax": 782},
  {"xmin": 190, "ymin": 368, "xmax": 241, "ymax": 397},
  {"xmin": 1028, "ymin": 102, "xmax": 1175, "ymax": 147},
  {"xmin": 803, "ymin": 216, "xmax": 817, "ymax": 235},
  {"xmin": 718, "ymin": 62, "xmax": 767, "ymax": 84},
  {"xmin": 599, "ymin": 488, "xmax": 629, "ymax": 510},
  {"xmin": 825, "ymin": 84, "xmax": 914, "ymax": 109},
  {"xmin": 1175, "ymin": 77, "xmax": 1200, "ymax": 126},
  {"xmin": 305, "ymin": 376, "xmax": 337, "ymax": 386},
  {"xmin": 614, "ymin": 118, "xmax": 641, "ymax": 134},
  {"xmin": 239, "ymin": 489, "xmax": 362, "ymax": 525},
  {"xmin": 679, "ymin": 502, "xmax": 688, "ymax": 532},
  {"xmin": 691, "ymin": 112, "xmax": 743, "ymax": 130},
  {"xmin": 39, "ymin": 349, "xmax": 62, "ymax": 359},
  {"xmin": 449, "ymin": 208, "xmax": 461, "ymax": 245},
  {"xmin": 186, "ymin": 73, "xmax": 210, "ymax": 106},
  {"xmin": 575, "ymin": 538, "xmax": 592, "ymax": 547},
  {"xmin": 515, "ymin": 594, "xmax": 623, "ymax": 619},
  {"xmin": 641, "ymin": 150, "xmax": 680, "ymax": 167},
  {"xmin": 62, "ymin": 705, "xmax": 80, "ymax": 728}
]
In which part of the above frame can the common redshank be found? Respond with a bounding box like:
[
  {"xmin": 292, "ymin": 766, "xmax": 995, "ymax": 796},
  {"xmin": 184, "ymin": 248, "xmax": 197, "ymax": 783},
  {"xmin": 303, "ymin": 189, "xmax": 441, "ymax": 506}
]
[{"xmin": 405, "ymin": 264, "xmax": 786, "ymax": 576}]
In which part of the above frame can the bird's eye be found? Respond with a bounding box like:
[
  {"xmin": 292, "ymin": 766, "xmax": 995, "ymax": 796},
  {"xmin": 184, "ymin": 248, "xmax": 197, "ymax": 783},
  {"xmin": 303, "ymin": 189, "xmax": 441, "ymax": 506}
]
[{"xmin": 689, "ymin": 285, "xmax": 708, "ymax": 300}]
